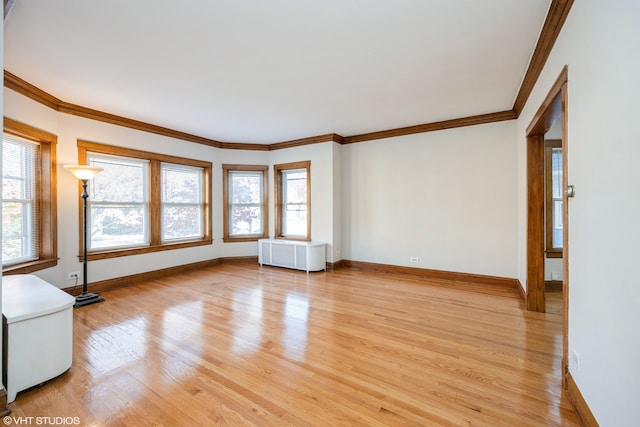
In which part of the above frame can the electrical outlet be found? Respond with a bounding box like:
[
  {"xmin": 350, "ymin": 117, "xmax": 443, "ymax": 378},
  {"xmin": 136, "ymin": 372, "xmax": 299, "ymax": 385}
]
[
  {"xmin": 571, "ymin": 349, "xmax": 581, "ymax": 371},
  {"xmin": 410, "ymin": 257, "xmax": 419, "ymax": 263},
  {"xmin": 67, "ymin": 271, "xmax": 80, "ymax": 280}
]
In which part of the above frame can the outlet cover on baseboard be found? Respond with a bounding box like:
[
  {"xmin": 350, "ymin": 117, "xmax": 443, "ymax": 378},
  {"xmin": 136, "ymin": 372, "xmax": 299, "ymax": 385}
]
[{"xmin": 571, "ymin": 349, "xmax": 581, "ymax": 371}]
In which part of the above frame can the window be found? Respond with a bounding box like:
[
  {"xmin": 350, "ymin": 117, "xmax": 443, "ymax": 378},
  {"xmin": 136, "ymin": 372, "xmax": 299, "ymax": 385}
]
[
  {"xmin": 222, "ymin": 165, "xmax": 268, "ymax": 242},
  {"xmin": 88, "ymin": 153, "xmax": 149, "ymax": 249},
  {"xmin": 77, "ymin": 140, "xmax": 211, "ymax": 260},
  {"xmin": 2, "ymin": 118, "xmax": 57, "ymax": 274},
  {"xmin": 545, "ymin": 140, "xmax": 563, "ymax": 257},
  {"xmin": 162, "ymin": 163, "xmax": 204, "ymax": 242},
  {"xmin": 274, "ymin": 161, "xmax": 310, "ymax": 241},
  {"xmin": 3, "ymin": 135, "xmax": 39, "ymax": 264}
]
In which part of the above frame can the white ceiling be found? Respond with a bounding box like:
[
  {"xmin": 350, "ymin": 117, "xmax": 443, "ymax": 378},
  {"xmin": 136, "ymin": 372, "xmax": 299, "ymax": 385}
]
[{"xmin": 4, "ymin": 0, "xmax": 551, "ymax": 144}]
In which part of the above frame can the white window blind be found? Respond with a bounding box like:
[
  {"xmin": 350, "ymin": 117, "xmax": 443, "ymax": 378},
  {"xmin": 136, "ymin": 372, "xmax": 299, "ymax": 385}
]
[{"xmin": 2, "ymin": 134, "xmax": 39, "ymax": 265}]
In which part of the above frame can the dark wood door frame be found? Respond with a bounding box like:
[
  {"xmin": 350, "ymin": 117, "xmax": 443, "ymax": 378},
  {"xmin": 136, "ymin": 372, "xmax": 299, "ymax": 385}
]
[{"xmin": 525, "ymin": 66, "xmax": 569, "ymax": 380}]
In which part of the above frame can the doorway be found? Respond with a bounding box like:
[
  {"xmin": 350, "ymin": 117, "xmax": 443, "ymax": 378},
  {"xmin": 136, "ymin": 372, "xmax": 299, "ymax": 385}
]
[{"xmin": 526, "ymin": 66, "xmax": 569, "ymax": 381}]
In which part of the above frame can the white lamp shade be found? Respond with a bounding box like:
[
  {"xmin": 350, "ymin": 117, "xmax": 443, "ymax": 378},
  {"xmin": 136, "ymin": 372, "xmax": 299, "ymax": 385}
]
[{"xmin": 63, "ymin": 165, "xmax": 104, "ymax": 180}]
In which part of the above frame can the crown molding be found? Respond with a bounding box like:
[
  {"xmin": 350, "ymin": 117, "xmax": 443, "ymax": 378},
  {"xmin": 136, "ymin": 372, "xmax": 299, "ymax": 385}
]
[
  {"xmin": 219, "ymin": 141, "xmax": 270, "ymax": 151},
  {"xmin": 4, "ymin": 70, "xmax": 225, "ymax": 148},
  {"xmin": 269, "ymin": 133, "xmax": 343, "ymax": 150},
  {"xmin": 343, "ymin": 110, "xmax": 518, "ymax": 144},
  {"xmin": 512, "ymin": 0, "xmax": 574, "ymax": 116},
  {"xmin": 4, "ymin": 70, "xmax": 61, "ymax": 110},
  {"xmin": 59, "ymin": 101, "xmax": 223, "ymax": 148},
  {"xmin": 219, "ymin": 133, "xmax": 343, "ymax": 151},
  {"xmin": 4, "ymin": 1, "xmax": 572, "ymax": 149}
]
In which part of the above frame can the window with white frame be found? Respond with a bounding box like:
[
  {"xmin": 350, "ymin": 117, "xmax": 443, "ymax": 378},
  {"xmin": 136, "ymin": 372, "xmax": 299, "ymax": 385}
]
[
  {"xmin": 161, "ymin": 163, "xmax": 204, "ymax": 241},
  {"xmin": 87, "ymin": 153, "xmax": 149, "ymax": 250},
  {"xmin": 222, "ymin": 165, "xmax": 268, "ymax": 241}
]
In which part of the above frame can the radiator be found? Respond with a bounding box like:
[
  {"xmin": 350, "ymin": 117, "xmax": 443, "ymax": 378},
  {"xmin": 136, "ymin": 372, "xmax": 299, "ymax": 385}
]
[{"xmin": 258, "ymin": 238, "xmax": 326, "ymax": 272}]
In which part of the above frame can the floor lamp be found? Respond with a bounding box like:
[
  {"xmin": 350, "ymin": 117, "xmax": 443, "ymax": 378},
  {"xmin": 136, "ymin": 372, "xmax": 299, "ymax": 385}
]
[{"xmin": 64, "ymin": 164, "xmax": 105, "ymax": 308}]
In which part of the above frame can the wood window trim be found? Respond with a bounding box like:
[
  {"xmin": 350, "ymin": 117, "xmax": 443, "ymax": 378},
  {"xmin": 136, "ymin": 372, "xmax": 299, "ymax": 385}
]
[
  {"xmin": 222, "ymin": 164, "xmax": 269, "ymax": 242},
  {"xmin": 76, "ymin": 140, "xmax": 212, "ymax": 261},
  {"xmin": 274, "ymin": 160, "xmax": 311, "ymax": 242},
  {"xmin": 3, "ymin": 118, "xmax": 58, "ymax": 275},
  {"xmin": 545, "ymin": 139, "xmax": 563, "ymax": 259}
]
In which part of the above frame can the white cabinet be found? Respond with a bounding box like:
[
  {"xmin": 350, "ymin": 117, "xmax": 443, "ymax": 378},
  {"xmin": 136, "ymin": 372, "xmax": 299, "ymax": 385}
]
[
  {"xmin": 258, "ymin": 239, "xmax": 326, "ymax": 272},
  {"xmin": 2, "ymin": 275, "xmax": 75, "ymax": 403}
]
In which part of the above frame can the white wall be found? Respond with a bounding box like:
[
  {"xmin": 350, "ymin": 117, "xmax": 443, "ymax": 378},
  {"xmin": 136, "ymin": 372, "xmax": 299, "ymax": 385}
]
[
  {"xmin": 545, "ymin": 258, "xmax": 563, "ymax": 281},
  {"xmin": 332, "ymin": 142, "xmax": 342, "ymax": 262},
  {"xmin": 342, "ymin": 121, "xmax": 518, "ymax": 278},
  {"xmin": 516, "ymin": 1, "xmax": 640, "ymax": 425}
]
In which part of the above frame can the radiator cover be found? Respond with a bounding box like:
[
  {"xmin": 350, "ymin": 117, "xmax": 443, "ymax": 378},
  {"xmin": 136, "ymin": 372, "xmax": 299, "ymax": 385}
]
[{"xmin": 258, "ymin": 239, "xmax": 326, "ymax": 272}]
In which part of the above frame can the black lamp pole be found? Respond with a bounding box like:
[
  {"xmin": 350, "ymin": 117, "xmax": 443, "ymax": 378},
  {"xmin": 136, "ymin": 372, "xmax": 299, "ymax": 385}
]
[{"xmin": 73, "ymin": 178, "xmax": 104, "ymax": 308}]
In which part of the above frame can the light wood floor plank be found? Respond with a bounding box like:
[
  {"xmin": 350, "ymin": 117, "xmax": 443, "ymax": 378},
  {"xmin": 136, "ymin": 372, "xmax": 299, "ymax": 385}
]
[{"xmin": 7, "ymin": 264, "xmax": 579, "ymax": 426}]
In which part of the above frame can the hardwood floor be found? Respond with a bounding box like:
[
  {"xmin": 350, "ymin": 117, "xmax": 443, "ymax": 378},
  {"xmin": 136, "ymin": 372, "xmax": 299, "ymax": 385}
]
[{"xmin": 8, "ymin": 264, "xmax": 579, "ymax": 426}]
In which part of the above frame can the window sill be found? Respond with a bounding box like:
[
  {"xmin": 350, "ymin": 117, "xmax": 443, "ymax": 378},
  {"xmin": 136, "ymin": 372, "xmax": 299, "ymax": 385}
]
[
  {"xmin": 545, "ymin": 250, "xmax": 563, "ymax": 259},
  {"xmin": 223, "ymin": 235, "xmax": 267, "ymax": 243},
  {"xmin": 84, "ymin": 238, "xmax": 213, "ymax": 261},
  {"xmin": 3, "ymin": 258, "xmax": 59, "ymax": 275},
  {"xmin": 275, "ymin": 235, "xmax": 311, "ymax": 242}
]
